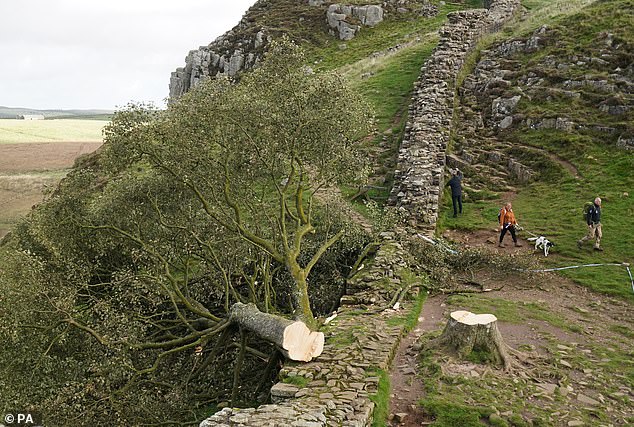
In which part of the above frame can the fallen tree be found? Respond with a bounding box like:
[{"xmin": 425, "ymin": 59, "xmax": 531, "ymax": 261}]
[
  {"xmin": 231, "ymin": 302, "xmax": 324, "ymax": 362},
  {"xmin": 0, "ymin": 39, "xmax": 370, "ymax": 425}
]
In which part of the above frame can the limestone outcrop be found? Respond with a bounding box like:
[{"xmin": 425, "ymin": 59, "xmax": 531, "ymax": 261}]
[
  {"xmin": 169, "ymin": 28, "xmax": 269, "ymax": 100},
  {"xmin": 326, "ymin": 4, "xmax": 384, "ymax": 40}
]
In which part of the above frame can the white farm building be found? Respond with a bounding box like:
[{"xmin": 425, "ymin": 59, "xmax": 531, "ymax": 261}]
[{"xmin": 17, "ymin": 114, "xmax": 45, "ymax": 120}]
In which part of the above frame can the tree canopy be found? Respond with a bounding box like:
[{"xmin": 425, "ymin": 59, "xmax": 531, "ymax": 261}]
[{"xmin": 0, "ymin": 39, "xmax": 372, "ymax": 424}]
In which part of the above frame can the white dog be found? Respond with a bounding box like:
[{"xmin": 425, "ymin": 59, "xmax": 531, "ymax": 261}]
[{"xmin": 527, "ymin": 236, "xmax": 555, "ymax": 256}]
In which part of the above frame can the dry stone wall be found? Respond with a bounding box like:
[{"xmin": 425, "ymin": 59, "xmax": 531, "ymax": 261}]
[
  {"xmin": 388, "ymin": 0, "xmax": 520, "ymax": 236},
  {"xmin": 193, "ymin": 1, "xmax": 523, "ymax": 425},
  {"xmin": 200, "ymin": 233, "xmax": 416, "ymax": 427}
]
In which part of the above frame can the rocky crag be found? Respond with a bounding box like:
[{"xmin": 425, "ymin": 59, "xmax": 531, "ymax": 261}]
[
  {"xmin": 169, "ymin": 1, "xmax": 440, "ymax": 100},
  {"xmin": 387, "ymin": 0, "xmax": 520, "ymax": 236},
  {"xmin": 450, "ymin": 22, "xmax": 634, "ymax": 191},
  {"xmin": 326, "ymin": 4, "xmax": 384, "ymax": 40},
  {"xmin": 168, "ymin": 2, "xmax": 269, "ymax": 100}
]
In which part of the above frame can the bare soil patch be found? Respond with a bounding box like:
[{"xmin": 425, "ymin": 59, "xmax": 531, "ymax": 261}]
[
  {"xmin": 0, "ymin": 141, "xmax": 101, "ymax": 173},
  {"xmin": 0, "ymin": 141, "xmax": 102, "ymax": 238}
]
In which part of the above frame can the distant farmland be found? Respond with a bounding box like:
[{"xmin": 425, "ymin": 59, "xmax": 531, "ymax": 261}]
[
  {"xmin": 0, "ymin": 119, "xmax": 107, "ymax": 144},
  {"xmin": 0, "ymin": 119, "xmax": 106, "ymax": 239}
]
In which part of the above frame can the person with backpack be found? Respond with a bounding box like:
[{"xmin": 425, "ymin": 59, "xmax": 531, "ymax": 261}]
[
  {"xmin": 578, "ymin": 197, "xmax": 603, "ymax": 251},
  {"xmin": 498, "ymin": 202, "xmax": 523, "ymax": 248},
  {"xmin": 446, "ymin": 169, "xmax": 463, "ymax": 218}
]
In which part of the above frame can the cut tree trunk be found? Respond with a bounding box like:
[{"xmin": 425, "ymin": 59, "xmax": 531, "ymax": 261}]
[
  {"xmin": 230, "ymin": 302, "xmax": 324, "ymax": 362},
  {"xmin": 435, "ymin": 310, "xmax": 512, "ymax": 370}
]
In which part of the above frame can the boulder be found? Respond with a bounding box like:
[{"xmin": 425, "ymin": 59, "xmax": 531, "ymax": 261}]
[
  {"xmin": 326, "ymin": 4, "xmax": 384, "ymax": 40},
  {"xmin": 492, "ymin": 95, "xmax": 521, "ymax": 116}
]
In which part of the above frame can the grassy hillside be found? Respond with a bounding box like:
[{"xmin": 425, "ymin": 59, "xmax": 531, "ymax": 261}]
[
  {"xmin": 0, "ymin": 119, "xmax": 107, "ymax": 143},
  {"xmin": 305, "ymin": 1, "xmax": 486, "ymax": 199},
  {"xmin": 441, "ymin": 0, "xmax": 634, "ymax": 299},
  {"xmin": 0, "ymin": 0, "xmax": 631, "ymax": 426}
]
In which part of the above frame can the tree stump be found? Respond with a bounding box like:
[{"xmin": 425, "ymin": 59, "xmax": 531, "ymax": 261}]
[
  {"xmin": 435, "ymin": 310, "xmax": 512, "ymax": 370},
  {"xmin": 230, "ymin": 302, "xmax": 324, "ymax": 362}
]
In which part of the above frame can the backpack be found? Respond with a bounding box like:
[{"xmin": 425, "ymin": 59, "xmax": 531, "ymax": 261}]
[
  {"xmin": 583, "ymin": 201, "xmax": 594, "ymax": 222},
  {"xmin": 497, "ymin": 207, "xmax": 505, "ymax": 222}
]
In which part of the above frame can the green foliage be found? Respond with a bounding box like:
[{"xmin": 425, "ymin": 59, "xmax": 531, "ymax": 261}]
[
  {"xmin": 405, "ymin": 239, "xmax": 537, "ymax": 291},
  {"xmin": 0, "ymin": 40, "xmax": 371, "ymax": 425}
]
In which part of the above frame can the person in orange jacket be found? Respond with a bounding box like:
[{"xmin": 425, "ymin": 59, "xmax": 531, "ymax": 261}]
[{"xmin": 498, "ymin": 202, "xmax": 523, "ymax": 248}]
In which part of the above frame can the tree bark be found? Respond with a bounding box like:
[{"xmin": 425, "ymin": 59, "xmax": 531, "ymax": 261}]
[
  {"xmin": 230, "ymin": 302, "xmax": 324, "ymax": 362},
  {"xmin": 435, "ymin": 310, "xmax": 512, "ymax": 370}
]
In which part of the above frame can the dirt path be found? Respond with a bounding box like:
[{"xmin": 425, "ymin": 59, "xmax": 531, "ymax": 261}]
[
  {"xmin": 387, "ymin": 230, "xmax": 633, "ymax": 426},
  {"xmin": 388, "ymin": 295, "xmax": 445, "ymax": 426},
  {"xmin": 533, "ymin": 147, "xmax": 581, "ymax": 179}
]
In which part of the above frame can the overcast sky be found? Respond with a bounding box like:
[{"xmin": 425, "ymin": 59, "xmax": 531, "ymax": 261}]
[{"xmin": 0, "ymin": 0, "xmax": 255, "ymax": 110}]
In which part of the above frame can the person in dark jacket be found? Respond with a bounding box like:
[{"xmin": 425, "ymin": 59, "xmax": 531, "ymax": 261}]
[
  {"xmin": 446, "ymin": 169, "xmax": 463, "ymax": 218},
  {"xmin": 578, "ymin": 197, "xmax": 603, "ymax": 251}
]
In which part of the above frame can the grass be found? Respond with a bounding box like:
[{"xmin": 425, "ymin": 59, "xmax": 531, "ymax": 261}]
[
  {"xmin": 348, "ymin": 40, "xmax": 437, "ymax": 133},
  {"xmin": 0, "ymin": 119, "xmax": 107, "ymax": 144},
  {"xmin": 440, "ymin": 0, "xmax": 634, "ymax": 300},
  {"xmin": 508, "ymin": 0, "xmax": 597, "ymax": 38},
  {"xmin": 419, "ymin": 398, "xmax": 491, "ymax": 427},
  {"xmin": 368, "ymin": 368, "xmax": 390, "ymax": 427},
  {"xmin": 307, "ymin": 2, "xmax": 481, "ymax": 72},
  {"xmin": 282, "ymin": 375, "xmax": 309, "ymax": 387},
  {"xmin": 437, "ymin": 190, "xmax": 501, "ymax": 232},
  {"xmin": 508, "ymin": 133, "xmax": 634, "ymax": 300},
  {"xmin": 445, "ymin": 294, "xmax": 584, "ymax": 333}
]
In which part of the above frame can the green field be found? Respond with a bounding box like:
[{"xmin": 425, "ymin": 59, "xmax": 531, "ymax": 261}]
[{"xmin": 0, "ymin": 119, "xmax": 107, "ymax": 144}]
